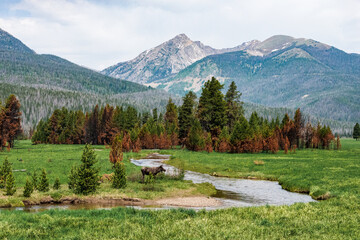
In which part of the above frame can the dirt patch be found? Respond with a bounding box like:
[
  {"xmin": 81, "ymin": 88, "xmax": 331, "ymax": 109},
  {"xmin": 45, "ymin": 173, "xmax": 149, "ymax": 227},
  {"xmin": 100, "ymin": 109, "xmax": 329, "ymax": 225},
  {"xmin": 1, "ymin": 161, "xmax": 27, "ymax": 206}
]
[{"xmin": 155, "ymin": 196, "xmax": 221, "ymax": 207}]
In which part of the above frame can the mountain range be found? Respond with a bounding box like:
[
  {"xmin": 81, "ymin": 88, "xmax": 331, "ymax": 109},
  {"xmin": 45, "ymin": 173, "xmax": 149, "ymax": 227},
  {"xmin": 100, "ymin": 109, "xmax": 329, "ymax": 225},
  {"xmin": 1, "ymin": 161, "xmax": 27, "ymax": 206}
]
[
  {"xmin": 0, "ymin": 28, "xmax": 357, "ymax": 135},
  {"xmin": 0, "ymin": 28, "xmax": 172, "ymax": 131},
  {"xmin": 102, "ymin": 34, "xmax": 360, "ymax": 123}
]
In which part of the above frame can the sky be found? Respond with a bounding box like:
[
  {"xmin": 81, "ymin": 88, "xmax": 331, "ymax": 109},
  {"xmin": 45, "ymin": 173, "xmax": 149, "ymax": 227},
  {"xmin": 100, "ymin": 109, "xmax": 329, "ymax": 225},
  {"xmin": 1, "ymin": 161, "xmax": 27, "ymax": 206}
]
[{"xmin": 0, "ymin": 0, "xmax": 359, "ymax": 70}]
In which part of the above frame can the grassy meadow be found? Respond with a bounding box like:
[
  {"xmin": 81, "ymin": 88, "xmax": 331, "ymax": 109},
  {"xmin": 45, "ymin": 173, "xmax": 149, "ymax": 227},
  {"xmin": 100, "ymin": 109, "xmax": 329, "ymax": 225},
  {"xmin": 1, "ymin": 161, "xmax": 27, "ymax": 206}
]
[
  {"xmin": 0, "ymin": 140, "xmax": 214, "ymax": 207},
  {"xmin": 163, "ymin": 138, "xmax": 360, "ymax": 200},
  {"xmin": 0, "ymin": 139, "xmax": 359, "ymax": 239}
]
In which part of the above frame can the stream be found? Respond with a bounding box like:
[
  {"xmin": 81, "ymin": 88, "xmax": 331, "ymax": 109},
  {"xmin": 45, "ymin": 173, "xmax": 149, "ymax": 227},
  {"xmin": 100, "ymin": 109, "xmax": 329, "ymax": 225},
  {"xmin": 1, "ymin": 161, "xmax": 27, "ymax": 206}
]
[
  {"xmin": 1, "ymin": 154, "xmax": 315, "ymax": 212},
  {"xmin": 131, "ymin": 154, "xmax": 316, "ymax": 208}
]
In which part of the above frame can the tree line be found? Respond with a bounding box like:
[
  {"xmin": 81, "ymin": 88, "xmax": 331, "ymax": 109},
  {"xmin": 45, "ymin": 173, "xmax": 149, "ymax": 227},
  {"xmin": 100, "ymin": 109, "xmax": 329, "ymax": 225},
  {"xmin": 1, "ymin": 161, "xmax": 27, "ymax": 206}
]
[{"xmin": 31, "ymin": 77, "xmax": 339, "ymax": 153}]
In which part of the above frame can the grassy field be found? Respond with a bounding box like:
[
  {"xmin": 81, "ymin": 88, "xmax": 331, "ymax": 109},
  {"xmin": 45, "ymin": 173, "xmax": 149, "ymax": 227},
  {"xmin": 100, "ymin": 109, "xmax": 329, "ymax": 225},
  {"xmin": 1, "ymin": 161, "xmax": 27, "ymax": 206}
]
[
  {"xmin": 163, "ymin": 139, "xmax": 360, "ymax": 200},
  {"xmin": 0, "ymin": 139, "xmax": 359, "ymax": 239},
  {"xmin": 0, "ymin": 140, "xmax": 214, "ymax": 207}
]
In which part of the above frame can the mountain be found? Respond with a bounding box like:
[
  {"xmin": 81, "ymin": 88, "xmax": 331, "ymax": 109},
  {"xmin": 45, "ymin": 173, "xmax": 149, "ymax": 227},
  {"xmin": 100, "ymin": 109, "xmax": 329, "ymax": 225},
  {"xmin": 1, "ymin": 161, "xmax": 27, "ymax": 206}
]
[
  {"xmin": 0, "ymin": 28, "xmax": 156, "ymax": 131},
  {"xmin": 155, "ymin": 35, "xmax": 360, "ymax": 122},
  {"xmin": 0, "ymin": 28, "xmax": 148, "ymax": 95},
  {"xmin": 101, "ymin": 33, "xmax": 253, "ymax": 85}
]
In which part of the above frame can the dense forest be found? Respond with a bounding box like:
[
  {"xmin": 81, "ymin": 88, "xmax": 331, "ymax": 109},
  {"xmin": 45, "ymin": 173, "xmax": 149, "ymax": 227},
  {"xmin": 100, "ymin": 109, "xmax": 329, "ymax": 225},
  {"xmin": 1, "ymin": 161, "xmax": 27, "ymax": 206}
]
[{"xmin": 31, "ymin": 78, "xmax": 339, "ymax": 153}]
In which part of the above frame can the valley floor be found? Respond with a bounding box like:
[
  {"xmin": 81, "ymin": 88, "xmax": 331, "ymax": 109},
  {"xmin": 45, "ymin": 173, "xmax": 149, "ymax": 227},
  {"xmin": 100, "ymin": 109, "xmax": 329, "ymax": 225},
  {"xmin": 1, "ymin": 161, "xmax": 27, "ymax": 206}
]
[{"xmin": 0, "ymin": 139, "xmax": 359, "ymax": 239}]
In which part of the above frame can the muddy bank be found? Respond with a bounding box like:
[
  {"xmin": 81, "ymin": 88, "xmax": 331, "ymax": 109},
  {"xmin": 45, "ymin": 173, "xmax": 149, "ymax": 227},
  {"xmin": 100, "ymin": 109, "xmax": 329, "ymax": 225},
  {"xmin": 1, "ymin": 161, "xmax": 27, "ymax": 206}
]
[{"xmin": 22, "ymin": 196, "xmax": 148, "ymax": 207}]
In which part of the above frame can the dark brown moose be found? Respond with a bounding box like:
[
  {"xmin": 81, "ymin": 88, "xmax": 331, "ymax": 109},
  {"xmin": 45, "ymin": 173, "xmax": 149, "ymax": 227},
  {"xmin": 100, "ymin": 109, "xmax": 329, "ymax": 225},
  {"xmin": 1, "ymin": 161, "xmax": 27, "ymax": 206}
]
[{"xmin": 141, "ymin": 165, "xmax": 166, "ymax": 182}]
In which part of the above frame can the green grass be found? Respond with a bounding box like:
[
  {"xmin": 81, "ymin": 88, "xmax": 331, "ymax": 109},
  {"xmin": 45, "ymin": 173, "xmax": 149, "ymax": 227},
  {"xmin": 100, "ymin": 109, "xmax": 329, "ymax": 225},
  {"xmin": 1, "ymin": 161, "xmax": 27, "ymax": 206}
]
[
  {"xmin": 0, "ymin": 139, "xmax": 359, "ymax": 239},
  {"xmin": 163, "ymin": 139, "xmax": 360, "ymax": 199},
  {"xmin": 0, "ymin": 140, "xmax": 213, "ymax": 206}
]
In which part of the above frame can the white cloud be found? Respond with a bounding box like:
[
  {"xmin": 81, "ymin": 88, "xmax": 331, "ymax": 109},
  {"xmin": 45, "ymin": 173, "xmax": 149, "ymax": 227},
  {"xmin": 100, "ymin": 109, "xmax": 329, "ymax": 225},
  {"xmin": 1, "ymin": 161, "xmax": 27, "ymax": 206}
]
[{"xmin": 0, "ymin": 0, "xmax": 359, "ymax": 70}]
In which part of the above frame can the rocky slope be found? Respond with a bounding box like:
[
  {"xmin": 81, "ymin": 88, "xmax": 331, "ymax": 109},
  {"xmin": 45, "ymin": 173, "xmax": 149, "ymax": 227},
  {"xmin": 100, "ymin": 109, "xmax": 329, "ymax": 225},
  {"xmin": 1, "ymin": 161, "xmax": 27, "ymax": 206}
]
[{"xmin": 101, "ymin": 34, "xmax": 255, "ymax": 85}]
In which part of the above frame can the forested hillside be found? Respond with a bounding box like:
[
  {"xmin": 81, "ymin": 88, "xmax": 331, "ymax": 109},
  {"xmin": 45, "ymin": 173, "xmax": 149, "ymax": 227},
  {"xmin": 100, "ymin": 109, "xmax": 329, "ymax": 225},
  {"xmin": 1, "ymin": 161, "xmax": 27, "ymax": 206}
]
[{"xmin": 160, "ymin": 37, "xmax": 360, "ymax": 123}]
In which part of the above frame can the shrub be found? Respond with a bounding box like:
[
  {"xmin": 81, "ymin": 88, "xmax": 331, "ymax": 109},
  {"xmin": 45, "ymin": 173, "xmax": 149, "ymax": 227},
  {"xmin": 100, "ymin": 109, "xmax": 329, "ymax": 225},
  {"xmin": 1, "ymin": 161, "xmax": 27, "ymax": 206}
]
[{"xmin": 53, "ymin": 177, "xmax": 60, "ymax": 190}]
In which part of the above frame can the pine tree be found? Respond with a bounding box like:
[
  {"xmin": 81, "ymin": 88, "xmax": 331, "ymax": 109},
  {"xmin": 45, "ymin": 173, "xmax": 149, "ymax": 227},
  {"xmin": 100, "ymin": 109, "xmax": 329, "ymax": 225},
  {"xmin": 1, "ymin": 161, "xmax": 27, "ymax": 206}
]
[
  {"xmin": 68, "ymin": 166, "xmax": 78, "ymax": 190},
  {"xmin": 0, "ymin": 157, "xmax": 12, "ymax": 188},
  {"xmin": 23, "ymin": 177, "xmax": 33, "ymax": 197},
  {"xmin": 186, "ymin": 119, "xmax": 204, "ymax": 151},
  {"xmin": 5, "ymin": 170, "xmax": 16, "ymax": 196},
  {"xmin": 53, "ymin": 177, "xmax": 61, "ymax": 190},
  {"xmin": 112, "ymin": 162, "xmax": 126, "ymax": 189},
  {"xmin": 198, "ymin": 77, "xmax": 227, "ymax": 134},
  {"xmin": 3, "ymin": 94, "xmax": 22, "ymax": 148},
  {"xmin": 178, "ymin": 91, "xmax": 197, "ymax": 141},
  {"xmin": 31, "ymin": 171, "xmax": 38, "ymax": 190},
  {"xmin": 152, "ymin": 108, "xmax": 158, "ymax": 122},
  {"xmin": 109, "ymin": 134, "xmax": 123, "ymax": 167},
  {"xmin": 204, "ymin": 132, "xmax": 213, "ymax": 153},
  {"xmin": 353, "ymin": 123, "xmax": 360, "ymax": 141},
  {"xmin": 38, "ymin": 168, "xmax": 49, "ymax": 192},
  {"xmin": 225, "ymin": 81, "xmax": 243, "ymax": 130},
  {"xmin": 71, "ymin": 144, "xmax": 100, "ymax": 195}
]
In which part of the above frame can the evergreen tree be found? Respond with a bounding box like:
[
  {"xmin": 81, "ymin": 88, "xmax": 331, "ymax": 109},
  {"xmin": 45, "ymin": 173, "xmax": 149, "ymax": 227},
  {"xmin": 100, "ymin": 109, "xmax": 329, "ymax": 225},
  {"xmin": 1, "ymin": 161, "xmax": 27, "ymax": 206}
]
[
  {"xmin": 5, "ymin": 170, "xmax": 16, "ymax": 196},
  {"xmin": 152, "ymin": 108, "xmax": 158, "ymax": 122},
  {"xmin": 198, "ymin": 77, "xmax": 227, "ymax": 134},
  {"xmin": 353, "ymin": 123, "xmax": 360, "ymax": 141},
  {"xmin": 71, "ymin": 144, "xmax": 100, "ymax": 195},
  {"xmin": 31, "ymin": 171, "xmax": 38, "ymax": 190},
  {"xmin": 109, "ymin": 134, "xmax": 123, "ymax": 167},
  {"xmin": 53, "ymin": 177, "xmax": 61, "ymax": 190},
  {"xmin": 0, "ymin": 157, "xmax": 12, "ymax": 188},
  {"xmin": 112, "ymin": 162, "xmax": 126, "ymax": 189},
  {"xmin": 186, "ymin": 119, "xmax": 204, "ymax": 151},
  {"xmin": 3, "ymin": 94, "xmax": 22, "ymax": 148},
  {"xmin": 23, "ymin": 177, "xmax": 33, "ymax": 197},
  {"xmin": 225, "ymin": 81, "xmax": 244, "ymax": 130},
  {"xmin": 68, "ymin": 166, "xmax": 78, "ymax": 190},
  {"xmin": 230, "ymin": 116, "xmax": 251, "ymax": 145},
  {"xmin": 178, "ymin": 91, "xmax": 197, "ymax": 141},
  {"xmin": 38, "ymin": 168, "xmax": 49, "ymax": 192}
]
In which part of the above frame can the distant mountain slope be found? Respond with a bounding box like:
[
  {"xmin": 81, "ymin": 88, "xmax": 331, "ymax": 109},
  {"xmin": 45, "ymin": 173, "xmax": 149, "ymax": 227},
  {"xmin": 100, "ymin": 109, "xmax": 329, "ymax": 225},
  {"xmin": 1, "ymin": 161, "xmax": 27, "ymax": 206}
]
[
  {"xmin": 157, "ymin": 36, "xmax": 360, "ymax": 122},
  {"xmin": 0, "ymin": 28, "xmax": 153, "ymax": 131},
  {"xmin": 101, "ymin": 34, "xmax": 255, "ymax": 85},
  {"xmin": 0, "ymin": 28, "xmax": 148, "ymax": 95}
]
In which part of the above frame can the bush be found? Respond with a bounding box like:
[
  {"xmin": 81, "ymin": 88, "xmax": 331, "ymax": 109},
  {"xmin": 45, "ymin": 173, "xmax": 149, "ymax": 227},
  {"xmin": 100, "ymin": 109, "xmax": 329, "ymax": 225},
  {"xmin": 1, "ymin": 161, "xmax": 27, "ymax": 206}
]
[{"xmin": 53, "ymin": 177, "xmax": 60, "ymax": 190}]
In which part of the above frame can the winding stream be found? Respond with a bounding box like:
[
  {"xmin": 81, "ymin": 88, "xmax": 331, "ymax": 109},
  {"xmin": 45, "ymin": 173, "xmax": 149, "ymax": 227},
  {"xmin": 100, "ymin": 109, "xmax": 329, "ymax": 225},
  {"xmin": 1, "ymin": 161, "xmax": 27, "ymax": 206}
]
[
  {"xmin": 132, "ymin": 155, "xmax": 316, "ymax": 208},
  {"xmin": 2, "ymin": 154, "xmax": 315, "ymax": 212}
]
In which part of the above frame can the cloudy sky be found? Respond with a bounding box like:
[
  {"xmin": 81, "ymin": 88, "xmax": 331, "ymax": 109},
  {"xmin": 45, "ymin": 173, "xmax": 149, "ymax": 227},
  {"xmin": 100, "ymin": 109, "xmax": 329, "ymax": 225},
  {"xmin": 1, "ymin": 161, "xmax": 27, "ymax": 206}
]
[{"xmin": 0, "ymin": 0, "xmax": 359, "ymax": 70}]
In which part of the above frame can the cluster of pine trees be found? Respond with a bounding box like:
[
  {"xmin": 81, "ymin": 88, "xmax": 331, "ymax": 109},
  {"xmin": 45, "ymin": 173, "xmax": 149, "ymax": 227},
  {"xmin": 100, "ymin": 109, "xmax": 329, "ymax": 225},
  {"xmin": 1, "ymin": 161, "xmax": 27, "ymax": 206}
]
[
  {"xmin": 32, "ymin": 77, "xmax": 338, "ymax": 153},
  {"xmin": 31, "ymin": 99, "xmax": 179, "ymax": 151},
  {"xmin": 182, "ymin": 78, "xmax": 338, "ymax": 153},
  {"xmin": 0, "ymin": 94, "xmax": 22, "ymax": 149}
]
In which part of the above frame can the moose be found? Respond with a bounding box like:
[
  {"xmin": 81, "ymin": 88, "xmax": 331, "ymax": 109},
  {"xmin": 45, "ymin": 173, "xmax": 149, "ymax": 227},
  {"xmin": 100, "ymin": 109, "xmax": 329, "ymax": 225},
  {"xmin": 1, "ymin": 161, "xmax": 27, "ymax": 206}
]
[{"xmin": 141, "ymin": 165, "xmax": 166, "ymax": 182}]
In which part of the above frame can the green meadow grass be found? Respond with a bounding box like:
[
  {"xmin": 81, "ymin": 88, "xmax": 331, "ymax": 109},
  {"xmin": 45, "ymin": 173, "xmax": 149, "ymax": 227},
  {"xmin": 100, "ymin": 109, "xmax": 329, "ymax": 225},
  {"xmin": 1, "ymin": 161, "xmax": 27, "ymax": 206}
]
[
  {"xmin": 0, "ymin": 141, "xmax": 214, "ymax": 206},
  {"xmin": 0, "ymin": 139, "xmax": 359, "ymax": 239},
  {"xmin": 163, "ymin": 139, "xmax": 360, "ymax": 199}
]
